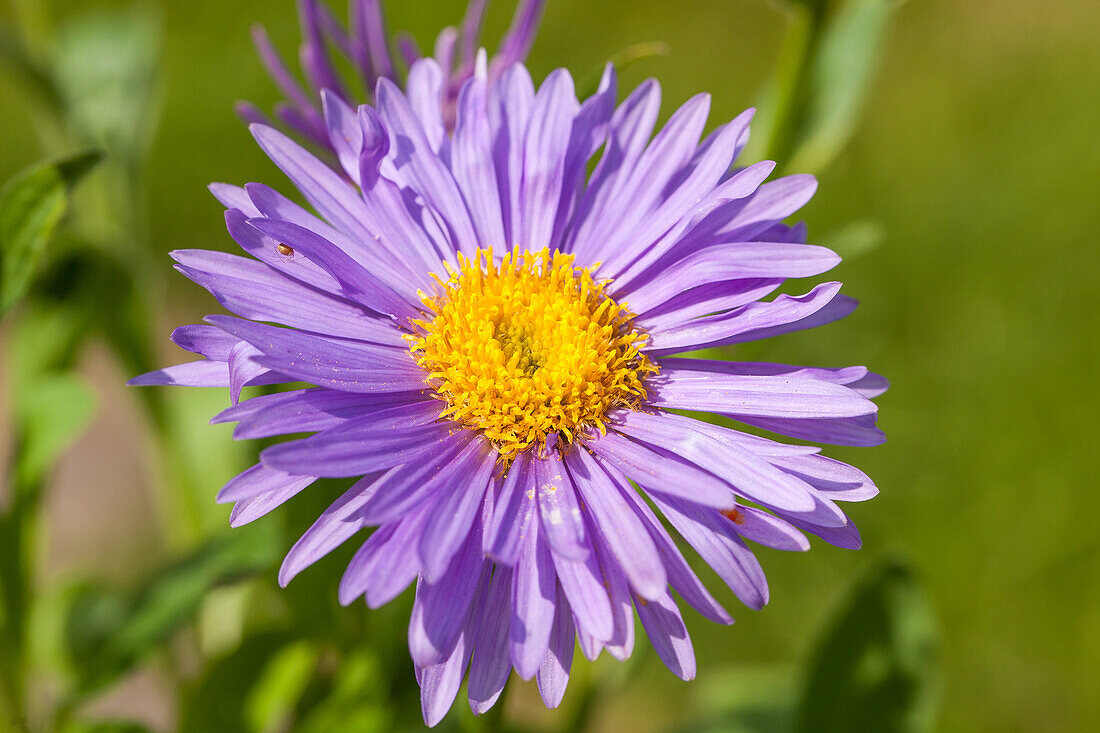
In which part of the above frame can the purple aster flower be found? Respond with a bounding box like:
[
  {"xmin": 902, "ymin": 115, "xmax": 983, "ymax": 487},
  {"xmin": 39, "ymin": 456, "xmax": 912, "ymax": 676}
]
[
  {"xmin": 241, "ymin": 0, "xmax": 547, "ymax": 149},
  {"xmin": 132, "ymin": 58, "xmax": 886, "ymax": 725}
]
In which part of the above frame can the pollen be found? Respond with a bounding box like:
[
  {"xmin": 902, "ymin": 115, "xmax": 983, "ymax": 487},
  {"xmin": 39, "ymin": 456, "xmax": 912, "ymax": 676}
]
[{"xmin": 406, "ymin": 248, "xmax": 658, "ymax": 460}]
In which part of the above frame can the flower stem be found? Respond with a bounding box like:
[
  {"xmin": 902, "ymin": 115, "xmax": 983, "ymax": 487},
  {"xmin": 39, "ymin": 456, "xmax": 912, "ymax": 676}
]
[
  {"xmin": 756, "ymin": 2, "xmax": 829, "ymax": 171},
  {"xmin": 0, "ymin": 439, "xmax": 42, "ymax": 732}
]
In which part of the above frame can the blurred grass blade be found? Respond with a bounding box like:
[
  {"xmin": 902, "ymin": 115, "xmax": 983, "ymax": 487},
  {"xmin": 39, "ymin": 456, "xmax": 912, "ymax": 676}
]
[
  {"xmin": 64, "ymin": 527, "xmax": 280, "ymax": 693},
  {"xmin": 0, "ymin": 151, "xmax": 101, "ymax": 315},
  {"xmin": 796, "ymin": 558, "xmax": 940, "ymax": 733},
  {"xmin": 788, "ymin": 0, "xmax": 898, "ymax": 173},
  {"xmin": 111, "ymin": 528, "xmax": 278, "ymax": 654},
  {"xmin": 577, "ymin": 41, "xmax": 670, "ymax": 99},
  {"xmin": 0, "ymin": 369, "xmax": 96, "ymax": 725}
]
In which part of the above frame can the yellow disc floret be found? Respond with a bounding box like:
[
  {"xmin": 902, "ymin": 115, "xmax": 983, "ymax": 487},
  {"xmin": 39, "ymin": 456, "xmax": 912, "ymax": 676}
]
[{"xmin": 406, "ymin": 248, "xmax": 658, "ymax": 460}]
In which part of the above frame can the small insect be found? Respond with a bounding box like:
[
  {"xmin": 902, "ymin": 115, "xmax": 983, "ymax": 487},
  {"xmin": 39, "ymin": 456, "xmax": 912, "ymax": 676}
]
[
  {"xmin": 721, "ymin": 507, "xmax": 747, "ymax": 525},
  {"xmin": 274, "ymin": 242, "xmax": 295, "ymax": 260}
]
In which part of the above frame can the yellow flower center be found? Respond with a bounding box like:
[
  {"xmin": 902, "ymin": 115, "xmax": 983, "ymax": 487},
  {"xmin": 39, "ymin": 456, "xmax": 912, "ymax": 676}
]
[{"xmin": 406, "ymin": 248, "xmax": 658, "ymax": 460}]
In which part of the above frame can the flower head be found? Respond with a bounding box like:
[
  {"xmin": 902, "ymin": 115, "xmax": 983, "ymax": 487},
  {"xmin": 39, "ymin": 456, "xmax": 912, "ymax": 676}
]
[
  {"xmin": 241, "ymin": 0, "xmax": 547, "ymax": 149},
  {"xmin": 133, "ymin": 59, "xmax": 886, "ymax": 725}
]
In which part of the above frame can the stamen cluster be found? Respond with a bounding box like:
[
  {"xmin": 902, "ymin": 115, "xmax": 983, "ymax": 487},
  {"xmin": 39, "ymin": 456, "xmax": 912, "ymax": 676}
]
[{"xmin": 408, "ymin": 248, "xmax": 657, "ymax": 459}]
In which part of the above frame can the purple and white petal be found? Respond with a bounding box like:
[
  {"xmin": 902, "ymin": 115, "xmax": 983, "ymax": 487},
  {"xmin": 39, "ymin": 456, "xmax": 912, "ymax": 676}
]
[
  {"xmin": 467, "ymin": 565, "xmax": 514, "ymax": 714},
  {"xmin": 510, "ymin": 507, "xmax": 556, "ymax": 680},
  {"xmin": 565, "ymin": 447, "xmax": 667, "ymax": 600},
  {"xmin": 418, "ymin": 564, "xmax": 489, "ymax": 727},
  {"xmin": 537, "ymin": 583, "xmax": 575, "ymax": 708},
  {"xmin": 635, "ymin": 590, "xmax": 696, "ymax": 681},
  {"xmin": 216, "ymin": 462, "xmax": 316, "ymax": 504}
]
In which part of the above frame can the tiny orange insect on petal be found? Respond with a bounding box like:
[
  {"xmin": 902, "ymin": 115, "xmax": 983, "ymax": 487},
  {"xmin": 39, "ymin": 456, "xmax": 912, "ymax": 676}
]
[
  {"xmin": 721, "ymin": 508, "xmax": 747, "ymax": 525},
  {"xmin": 275, "ymin": 242, "xmax": 294, "ymax": 257}
]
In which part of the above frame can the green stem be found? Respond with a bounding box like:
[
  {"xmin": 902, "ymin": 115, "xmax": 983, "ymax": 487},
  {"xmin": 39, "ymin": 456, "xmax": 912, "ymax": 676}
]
[
  {"xmin": 0, "ymin": 437, "xmax": 43, "ymax": 731},
  {"xmin": 760, "ymin": 3, "xmax": 828, "ymax": 170}
]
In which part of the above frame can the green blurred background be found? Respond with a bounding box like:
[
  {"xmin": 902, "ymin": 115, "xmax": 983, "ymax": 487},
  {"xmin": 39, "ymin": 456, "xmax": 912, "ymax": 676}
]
[{"xmin": 1, "ymin": 0, "xmax": 1097, "ymax": 731}]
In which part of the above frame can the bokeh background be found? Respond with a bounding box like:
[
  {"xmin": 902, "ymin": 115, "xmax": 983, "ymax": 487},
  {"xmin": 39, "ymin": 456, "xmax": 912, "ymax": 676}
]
[{"xmin": 1, "ymin": 0, "xmax": 1097, "ymax": 731}]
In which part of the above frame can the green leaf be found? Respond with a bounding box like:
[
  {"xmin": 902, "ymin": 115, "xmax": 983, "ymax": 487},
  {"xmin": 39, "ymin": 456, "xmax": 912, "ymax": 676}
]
[
  {"xmin": 245, "ymin": 641, "xmax": 321, "ymax": 732},
  {"xmin": 795, "ymin": 558, "xmax": 941, "ymax": 733},
  {"xmin": 295, "ymin": 651, "xmax": 390, "ymax": 733},
  {"xmin": 178, "ymin": 632, "xmax": 295, "ymax": 733},
  {"xmin": 11, "ymin": 373, "xmax": 97, "ymax": 490},
  {"xmin": 787, "ymin": 0, "xmax": 898, "ymax": 173},
  {"xmin": 33, "ymin": 249, "xmax": 147, "ymax": 367},
  {"xmin": 64, "ymin": 527, "xmax": 281, "ymax": 692},
  {"xmin": 6, "ymin": 302, "xmax": 89, "ymax": 385},
  {"xmin": 53, "ymin": 6, "xmax": 161, "ymax": 164},
  {"xmin": 0, "ymin": 151, "xmax": 101, "ymax": 314},
  {"xmin": 743, "ymin": 1, "xmax": 822, "ymax": 168},
  {"xmin": 0, "ymin": 346, "xmax": 95, "ymax": 729}
]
